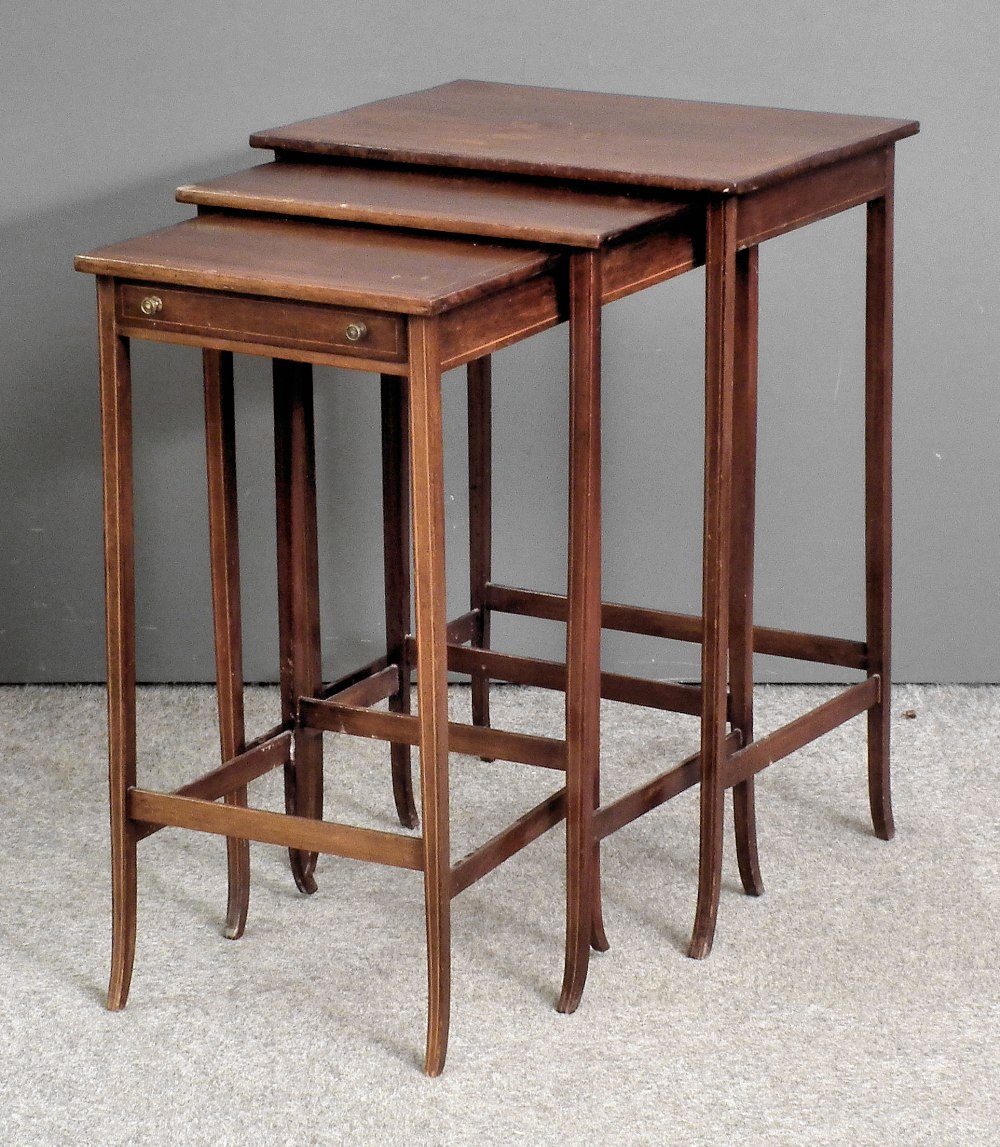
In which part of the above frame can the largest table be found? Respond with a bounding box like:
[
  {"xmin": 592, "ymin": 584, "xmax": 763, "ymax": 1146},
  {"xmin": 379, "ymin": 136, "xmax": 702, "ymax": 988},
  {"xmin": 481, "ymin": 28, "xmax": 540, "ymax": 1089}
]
[{"xmin": 248, "ymin": 80, "xmax": 919, "ymax": 960}]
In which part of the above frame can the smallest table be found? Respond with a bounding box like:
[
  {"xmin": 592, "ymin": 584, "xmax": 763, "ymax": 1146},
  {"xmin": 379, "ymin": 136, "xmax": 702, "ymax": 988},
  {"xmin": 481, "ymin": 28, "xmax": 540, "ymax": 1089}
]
[{"xmin": 76, "ymin": 212, "xmax": 589, "ymax": 1075}]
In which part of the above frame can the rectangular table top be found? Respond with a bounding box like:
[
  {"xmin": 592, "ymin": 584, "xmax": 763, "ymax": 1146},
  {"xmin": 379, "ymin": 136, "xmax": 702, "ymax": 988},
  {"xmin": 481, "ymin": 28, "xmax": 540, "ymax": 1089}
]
[
  {"xmin": 75, "ymin": 214, "xmax": 555, "ymax": 315},
  {"xmin": 251, "ymin": 80, "xmax": 919, "ymax": 196},
  {"xmin": 177, "ymin": 161, "xmax": 688, "ymax": 248}
]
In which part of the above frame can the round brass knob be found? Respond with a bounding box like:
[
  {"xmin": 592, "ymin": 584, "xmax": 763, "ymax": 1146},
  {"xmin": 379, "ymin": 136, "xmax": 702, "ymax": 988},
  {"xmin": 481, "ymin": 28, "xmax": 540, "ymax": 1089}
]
[
  {"xmin": 140, "ymin": 295, "xmax": 163, "ymax": 316},
  {"xmin": 344, "ymin": 321, "xmax": 368, "ymax": 343}
]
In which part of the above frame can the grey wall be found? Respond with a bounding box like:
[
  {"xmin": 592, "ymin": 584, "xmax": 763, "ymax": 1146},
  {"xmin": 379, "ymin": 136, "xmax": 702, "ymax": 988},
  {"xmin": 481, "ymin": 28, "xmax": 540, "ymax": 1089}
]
[{"xmin": 2, "ymin": 2, "xmax": 997, "ymax": 684}]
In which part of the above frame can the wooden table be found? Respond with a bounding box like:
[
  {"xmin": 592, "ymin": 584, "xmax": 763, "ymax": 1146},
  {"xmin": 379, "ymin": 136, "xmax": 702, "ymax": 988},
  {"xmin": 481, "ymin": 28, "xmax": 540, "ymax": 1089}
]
[
  {"xmin": 76, "ymin": 195, "xmax": 705, "ymax": 1074},
  {"xmin": 242, "ymin": 83, "xmax": 921, "ymax": 967},
  {"xmin": 78, "ymin": 82, "xmax": 919, "ymax": 1074}
]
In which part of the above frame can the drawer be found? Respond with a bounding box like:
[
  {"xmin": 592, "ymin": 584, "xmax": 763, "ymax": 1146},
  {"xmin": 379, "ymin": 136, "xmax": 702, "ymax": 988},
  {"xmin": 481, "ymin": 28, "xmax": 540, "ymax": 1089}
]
[{"xmin": 117, "ymin": 282, "xmax": 406, "ymax": 362}]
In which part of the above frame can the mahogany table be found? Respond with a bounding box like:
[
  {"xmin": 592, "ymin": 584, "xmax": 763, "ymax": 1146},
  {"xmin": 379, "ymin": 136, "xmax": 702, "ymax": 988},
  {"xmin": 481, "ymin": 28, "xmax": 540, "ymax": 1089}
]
[
  {"xmin": 78, "ymin": 83, "xmax": 919, "ymax": 1075},
  {"xmin": 231, "ymin": 83, "xmax": 920, "ymax": 967}
]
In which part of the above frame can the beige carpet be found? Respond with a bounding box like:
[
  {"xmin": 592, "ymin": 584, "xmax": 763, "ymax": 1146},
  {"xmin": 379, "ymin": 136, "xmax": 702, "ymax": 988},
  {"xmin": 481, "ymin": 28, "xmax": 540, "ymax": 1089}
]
[{"xmin": 1, "ymin": 683, "xmax": 997, "ymax": 1145}]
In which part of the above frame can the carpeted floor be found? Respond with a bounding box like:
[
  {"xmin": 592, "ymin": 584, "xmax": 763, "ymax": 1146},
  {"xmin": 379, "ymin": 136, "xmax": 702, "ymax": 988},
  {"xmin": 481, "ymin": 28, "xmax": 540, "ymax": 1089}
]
[{"xmin": 1, "ymin": 683, "xmax": 997, "ymax": 1145}]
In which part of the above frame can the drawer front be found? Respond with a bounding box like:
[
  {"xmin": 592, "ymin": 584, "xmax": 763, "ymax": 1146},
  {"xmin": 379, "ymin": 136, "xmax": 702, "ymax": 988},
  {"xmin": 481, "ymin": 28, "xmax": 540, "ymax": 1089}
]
[{"xmin": 117, "ymin": 283, "xmax": 406, "ymax": 362}]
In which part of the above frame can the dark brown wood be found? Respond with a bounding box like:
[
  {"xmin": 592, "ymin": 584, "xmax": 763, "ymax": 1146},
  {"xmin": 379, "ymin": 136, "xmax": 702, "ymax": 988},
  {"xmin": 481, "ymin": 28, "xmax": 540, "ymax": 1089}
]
[
  {"xmin": 129, "ymin": 789, "xmax": 424, "ymax": 870},
  {"xmin": 406, "ymin": 315, "xmax": 451, "ymax": 1076},
  {"xmin": 722, "ymin": 677, "xmax": 880, "ymax": 790},
  {"xmin": 327, "ymin": 664, "xmax": 400, "ymax": 709},
  {"xmin": 120, "ymin": 281, "xmax": 405, "ymax": 362},
  {"xmin": 252, "ymin": 81, "xmax": 918, "ymax": 194},
  {"xmin": 689, "ymin": 196, "xmax": 738, "ymax": 962},
  {"xmin": 594, "ymin": 732, "xmax": 742, "ymax": 841},
  {"xmin": 439, "ymin": 273, "xmax": 562, "ymax": 370},
  {"xmin": 380, "ymin": 373, "xmax": 418, "ymax": 829},
  {"xmin": 75, "ymin": 214, "xmax": 556, "ymax": 316},
  {"xmin": 451, "ymin": 788, "xmax": 567, "ymax": 896},
  {"xmin": 601, "ymin": 221, "xmax": 701, "ymax": 302},
  {"xmin": 178, "ymin": 161, "xmax": 686, "ymax": 248},
  {"xmin": 736, "ymin": 149, "xmax": 890, "ymax": 248},
  {"xmin": 467, "ymin": 356, "xmax": 492, "ymax": 734},
  {"xmin": 729, "ymin": 247, "xmax": 763, "ymax": 899},
  {"xmin": 78, "ymin": 96, "xmax": 916, "ymax": 1071},
  {"xmin": 177, "ymin": 733, "xmax": 293, "ymax": 803},
  {"xmin": 133, "ymin": 732, "xmax": 294, "ymax": 843},
  {"xmin": 202, "ymin": 348, "xmax": 251, "ymax": 938},
  {"xmin": 754, "ymin": 626, "xmax": 867, "ymax": 670},
  {"xmin": 444, "ymin": 642, "xmax": 703, "ymax": 717},
  {"xmin": 865, "ymin": 152, "xmax": 895, "ymax": 842},
  {"xmin": 559, "ymin": 250, "xmax": 602, "ymax": 1013},
  {"xmin": 484, "ymin": 583, "xmax": 867, "ymax": 668},
  {"xmin": 97, "ymin": 276, "xmax": 137, "ymax": 1012},
  {"xmin": 300, "ymin": 698, "xmax": 567, "ymax": 771},
  {"xmin": 273, "ymin": 359, "xmax": 323, "ymax": 893},
  {"xmin": 402, "ymin": 611, "xmax": 480, "ymax": 660}
]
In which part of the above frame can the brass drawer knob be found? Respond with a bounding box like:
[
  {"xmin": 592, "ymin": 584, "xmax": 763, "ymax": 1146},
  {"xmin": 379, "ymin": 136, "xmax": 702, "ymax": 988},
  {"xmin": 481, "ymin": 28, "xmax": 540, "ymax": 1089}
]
[
  {"xmin": 344, "ymin": 321, "xmax": 368, "ymax": 343},
  {"xmin": 140, "ymin": 295, "xmax": 163, "ymax": 316}
]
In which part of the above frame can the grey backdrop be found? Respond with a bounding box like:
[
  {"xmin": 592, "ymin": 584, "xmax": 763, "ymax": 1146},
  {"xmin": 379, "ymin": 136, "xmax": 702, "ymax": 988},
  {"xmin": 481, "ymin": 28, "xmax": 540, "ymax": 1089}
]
[{"xmin": 2, "ymin": 2, "xmax": 997, "ymax": 684}]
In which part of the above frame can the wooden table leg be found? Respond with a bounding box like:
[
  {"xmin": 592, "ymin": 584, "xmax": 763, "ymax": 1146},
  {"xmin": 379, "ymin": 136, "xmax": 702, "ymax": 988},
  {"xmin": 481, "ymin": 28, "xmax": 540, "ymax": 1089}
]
[
  {"xmin": 381, "ymin": 373, "xmax": 418, "ymax": 829},
  {"xmin": 730, "ymin": 247, "xmax": 765, "ymax": 898},
  {"xmin": 203, "ymin": 349, "xmax": 251, "ymax": 938},
  {"xmin": 406, "ymin": 317, "xmax": 452, "ymax": 1077},
  {"xmin": 690, "ymin": 198, "xmax": 738, "ymax": 960},
  {"xmin": 97, "ymin": 276, "xmax": 138, "ymax": 1009},
  {"xmin": 273, "ymin": 359, "xmax": 323, "ymax": 894},
  {"xmin": 865, "ymin": 152, "xmax": 895, "ymax": 842},
  {"xmin": 559, "ymin": 250, "xmax": 603, "ymax": 1012},
  {"xmin": 467, "ymin": 355, "xmax": 492, "ymax": 732}
]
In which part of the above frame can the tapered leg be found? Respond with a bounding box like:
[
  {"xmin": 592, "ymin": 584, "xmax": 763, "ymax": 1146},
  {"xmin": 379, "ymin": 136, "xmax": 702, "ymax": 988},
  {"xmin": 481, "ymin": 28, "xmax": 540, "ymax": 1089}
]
[
  {"xmin": 97, "ymin": 277, "xmax": 138, "ymax": 1009},
  {"xmin": 865, "ymin": 154, "xmax": 895, "ymax": 842},
  {"xmin": 559, "ymin": 250, "xmax": 603, "ymax": 1012},
  {"xmin": 467, "ymin": 356, "xmax": 492, "ymax": 731},
  {"xmin": 690, "ymin": 198, "xmax": 738, "ymax": 960},
  {"xmin": 730, "ymin": 247, "xmax": 764, "ymax": 898},
  {"xmin": 590, "ymin": 760, "xmax": 610, "ymax": 953},
  {"xmin": 203, "ymin": 349, "xmax": 251, "ymax": 938},
  {"xmin": 407, "ymin": 318, "xmax": 452, "ymax": 1077},
  {"xmin": 273, "ymin": 359, "xmax": 323, "ymax": 894},
  {"xmin": 380, "ymin": 373, "xmax": 418, "ymax": 830}
]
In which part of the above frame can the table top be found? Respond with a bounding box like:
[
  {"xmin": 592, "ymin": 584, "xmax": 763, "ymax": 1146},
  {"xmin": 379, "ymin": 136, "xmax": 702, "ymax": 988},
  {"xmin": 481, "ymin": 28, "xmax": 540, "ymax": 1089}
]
[
  {"xmin": 75, "ymin": 214, "xmax": 555, "ymax": 315},
  {"xmin": 177, "ymin": 161, "xmax": 688, "ymax": 248},
  {"xmin": 251, "ymin": 80, "xmax": 919, "ymax": 195}
]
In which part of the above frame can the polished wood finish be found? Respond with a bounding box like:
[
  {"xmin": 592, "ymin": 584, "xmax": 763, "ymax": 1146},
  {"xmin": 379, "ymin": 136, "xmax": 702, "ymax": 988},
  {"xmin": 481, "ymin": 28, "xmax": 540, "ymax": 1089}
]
[
  {"xmin": 380, "ymin": 373, "xmax": 417, "ymax": 829},
  {"xmin": 273, "ymin": 360, "xmax": 323, "ymax": 893},
  {"xmin": 179, "ymin": 161, "xmax": 685, "ymax": 248},
  {"xmin": 76, "ymin": 215, "xmax": 555, "ymax": 315},
  {"xmin": 722, "ymin": 677, "xmax": 881, "ymax": 790},
  {"xmin": 467, "ymin": 356, "xmax": 492, "ymax": 734},
  {"xmin": 865, "ymin": 159, "xmax": 895, "ymax": 843},
  {"xmin": 451, "ymin": 789, "xmax": 567, "ymax": 897},
  {"xmin": 594, "ymin": 732, "xmax": 743, "ymax": 842},
  {"xmin": 405, "ymin": 315, "xmax": 451, "ymax": 1075},
  {"xmin": 81, "ymin": 84, "xmax": 915, "ymax": 1073},
  {"xmin": 689, "ymin": 197, "xmax": 739, "ymax": 961},
  {"xmin": 559, "ymin": 250, "xmax": 603, "ymax": 1010},
  {"xmin": 445, "ymin": 642, "xmax": 703, "ymax": 716},
  {"xmin": 119, "ymin": 280, "xmax": 405, "ymax": 362},
  {"xmin": 252, "ymin": 80, "xmax": 918, "ymax": 194},
  {"xmin": 175, "ymin": 733, "xmax": 292, "ymax": 804},
  {"xmin": 97, "ymin": 276, "xmax": 137, "ymax": 1012},
  {"xmin": 130, "ymin": 789, "xmax": 425, "ymax": 871},
  {"xmin": 483, "ymin": 583, "xmax": 869, "ymax": 668},
  {"xmin": 730, "ymin": 248, "xmax": 763, "ymax": 899},
  {"xmin": 300, "ymin": 697, "xmax": 567, "ymax": 770},
  {"xmin": 202, "ymin": 349, "xmax": 251, "ymax": 937}
]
